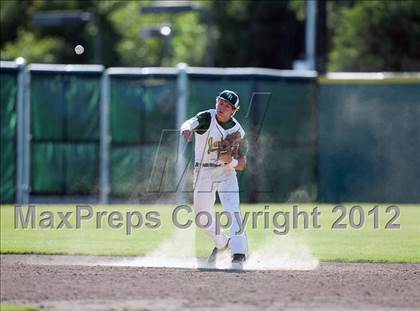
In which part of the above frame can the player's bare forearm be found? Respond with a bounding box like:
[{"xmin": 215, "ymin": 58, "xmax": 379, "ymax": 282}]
[{"xmin": 235, "ymin": 156, "xmax": 246, "ymax": 171}]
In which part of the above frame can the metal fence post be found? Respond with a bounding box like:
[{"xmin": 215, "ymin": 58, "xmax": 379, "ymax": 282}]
[
  {"xmin": 176, "ymin": 63, "xmax": 188, "ymax": 202},
  {"xmin": 16, "ymin": 60, "xmax": 25, "ymax": 203},
  {"xmin": 16, "ymin": 62, "xmax": 32, "ymax": 204},
  {"xmin": 306, "ymin": 0, "xmax": 317, "ymax": 71},
  {"xmin": 22, "ymin": 64, "xmax": 31, "ymax": 204},
  {"xmin": 100, "ymin": 70, "xmax": 111, "ymax": 203}
]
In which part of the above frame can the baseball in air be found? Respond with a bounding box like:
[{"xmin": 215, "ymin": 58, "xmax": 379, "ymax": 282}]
[{"xmin": 74, "ymin": 44, "xmax": 84, "ymax": 55}]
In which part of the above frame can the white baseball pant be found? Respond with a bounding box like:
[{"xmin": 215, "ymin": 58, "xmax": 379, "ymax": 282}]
[{"xmin": 193, "ymin": 166, "xmax": 248, "ymax": 255}]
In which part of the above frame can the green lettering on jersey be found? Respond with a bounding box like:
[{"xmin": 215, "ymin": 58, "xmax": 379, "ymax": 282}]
[{"xmin": 207, "ymin": 137, "xmax": 221, "ymax": 154}]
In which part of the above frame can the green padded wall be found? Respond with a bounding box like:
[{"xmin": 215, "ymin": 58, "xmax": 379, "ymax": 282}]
[
  {"xmin": 30, "ymin": 72, "xmax": 101, "ymax": 195},
  {"xmin": 0, "ymin": 69, "xmax": 17, "ymax": 203},
  {"xmin": 319, "ymin": 82, "xmax": 420, "ymax": 203},
  {"xmin": 109, "ymin": 76, "xmax": 177, "ymax": 198},
  {"xmin": 4, "ymin": 64, "xmax": 418, "ymax": 204}
]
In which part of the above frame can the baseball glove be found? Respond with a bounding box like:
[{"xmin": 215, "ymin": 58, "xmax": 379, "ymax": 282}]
[{"xmin": 218, "ymin": 131, "xmax": 241, "ymax": 158}]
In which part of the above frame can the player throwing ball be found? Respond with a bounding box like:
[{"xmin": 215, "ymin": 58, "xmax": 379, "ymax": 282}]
[{"xmin": 180, "ymin": 90, "xmax": 248, "ymax": 268}]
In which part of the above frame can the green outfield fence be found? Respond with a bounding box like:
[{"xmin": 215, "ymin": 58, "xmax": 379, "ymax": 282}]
[
  {"xmin": 0, "ymin": 64, "xmax": 18, "ymax": 203},
  {"xmin": 318, "ymin": 73, "xmax": 420, "ymax": 203},
  {"xmin": 1, "ymin": 61, "xmax": 419, "ymax": 204}
]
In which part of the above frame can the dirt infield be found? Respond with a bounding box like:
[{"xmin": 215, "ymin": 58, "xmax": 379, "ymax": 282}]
[{"xmin": 1, "ymin": 255, "xmax": 420, "ymax": 310}]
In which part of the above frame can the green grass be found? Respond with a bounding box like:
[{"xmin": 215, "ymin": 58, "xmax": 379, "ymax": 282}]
[
  {"xmin": 0, "ymin": 305, "xmax": 39, "ymax": 311},
  {"xmin": 1, "ymin": 204, "xmax": 419, "ymax": 263}
]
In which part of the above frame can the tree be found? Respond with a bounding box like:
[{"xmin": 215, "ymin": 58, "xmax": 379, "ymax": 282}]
[
  {"xmin": 329, "ymin": 0, "xmax": 420, "ymax": 72},
  {"xmin": 210, "ymin": 0, "xmax": 304, "ymax": 69},
  {"xmin": 109, "ymin": 1, "xmax": 208, "ymax": 67},
  {"xmin": 1, "ymin": 29, "xmax": 64, "ymax": 63},
  {"xmin": 0, "ymin": 0, "xmax": 208, "ymax": 67},
  {"xmin": 0, "ymin": 0, "xmax": 122, "ymax": 66}
]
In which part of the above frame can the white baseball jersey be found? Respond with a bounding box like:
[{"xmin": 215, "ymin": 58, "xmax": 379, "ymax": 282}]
[{"xmin": 181, "ymin": 109, "xmax": 245, "ymax": 165}]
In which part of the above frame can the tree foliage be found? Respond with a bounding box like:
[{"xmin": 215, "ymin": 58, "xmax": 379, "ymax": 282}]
[
  {"xmin": 0, "ymin": 0, "xmax": 122, "ymax": 66},
  {"xmin": 0, "ymin": 0, "xmax": 208, "ymax": 67},
  {"xmin": 1, "ymin": 29, "xmax": 64, "ymax": 63},
  {"xmin": 329, "ymin": 0, "xmax": 420, "ymax": 72},
  {"xmin": 109, "ymin": 1, "xmax": 207, "ymax": 67},
  {"xmin": 210, "ymin": 0, "xmax": 304, "ymax": 68},
  {"xmin": 1, "ymin": 0, "xmax": 420, "ymax": 71}
]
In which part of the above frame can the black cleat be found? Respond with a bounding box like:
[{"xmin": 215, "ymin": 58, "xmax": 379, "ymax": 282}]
[
  {"xmin": 207, "ymin": 247, "xmax": 218, "ymax": 263},
  {"xmin": 207, "ymin": 239, "xmax": 230, "ymax": 263},
  {"xmin": 231, "ymin": 254, "xmax": 246, "ymax": 269},
  {"xmin": 232, "ymin": 253, "xmax": 246, "ymax": 263}
]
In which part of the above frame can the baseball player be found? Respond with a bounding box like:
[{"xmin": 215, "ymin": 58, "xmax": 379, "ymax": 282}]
[{"xmin": 180, "ymin": 90, "xmax": 248, "ymax": 268}]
